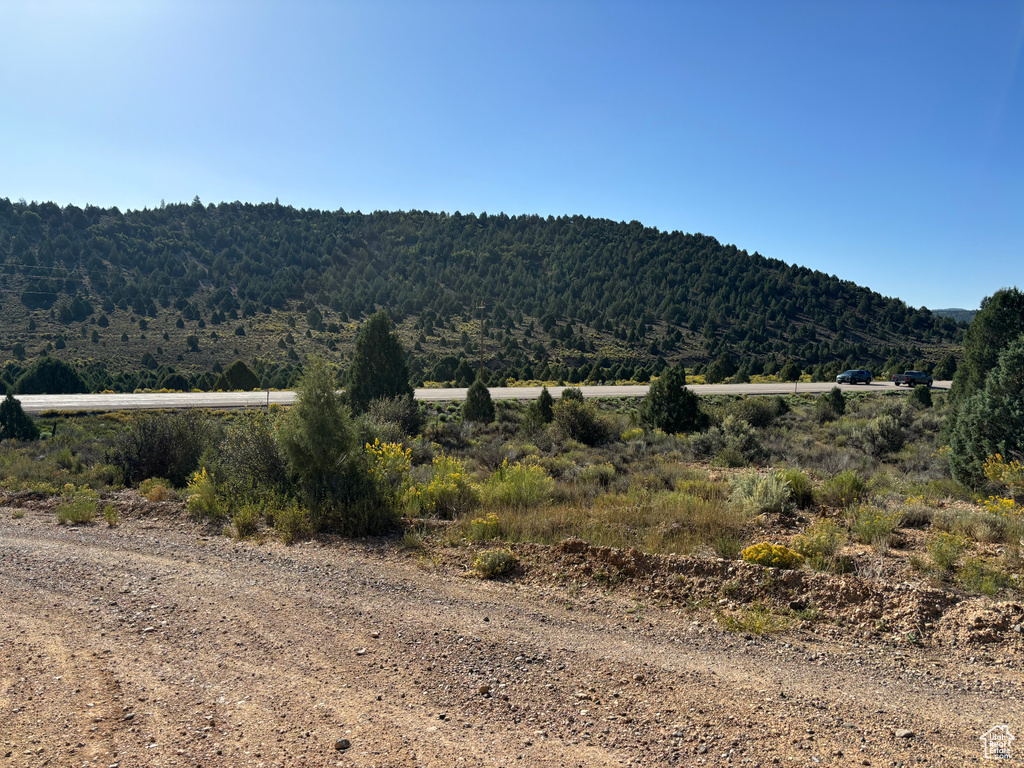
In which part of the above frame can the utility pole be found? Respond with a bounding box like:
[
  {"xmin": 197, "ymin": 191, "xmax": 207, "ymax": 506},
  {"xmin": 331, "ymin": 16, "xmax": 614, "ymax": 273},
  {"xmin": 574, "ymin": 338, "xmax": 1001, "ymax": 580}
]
[{"xmin": 478, "ymin": 301, "xmax": 486, "ymax": 375}]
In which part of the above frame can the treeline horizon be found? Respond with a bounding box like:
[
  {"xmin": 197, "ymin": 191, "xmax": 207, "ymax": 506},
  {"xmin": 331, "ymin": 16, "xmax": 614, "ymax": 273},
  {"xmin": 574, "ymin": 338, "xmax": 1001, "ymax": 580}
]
[{"xmin": 0, "ymin": 197, "xmax": 965, "ymax": 393}]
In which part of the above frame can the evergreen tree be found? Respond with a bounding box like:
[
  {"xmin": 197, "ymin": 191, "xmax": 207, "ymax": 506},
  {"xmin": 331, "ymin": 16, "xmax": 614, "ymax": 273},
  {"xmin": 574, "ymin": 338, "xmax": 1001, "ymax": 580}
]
[
  {"xmin": 639, "ymin": 364, "xmax": 706, "ymax": 433},
  {"xmin": 0, "ymin": 391, "xmax": 40, "ymax": 441},
  {"xmin": 950, "ymin": 288, "xmax": 1024, "ymax": 408},
  {"xmin": 933, "ymin": 352, "xmax": 957, "ymax": 381},
  {"xmin": 215, "ymin": 360, "xmax": 260, "ymax": 391},
  {"xmin": 948, "ymin": 334, "xmax": 1024, "ymax": 488},
  {"xmin": 462, "ymin": 379, "xmax": 495, "ymax": 423},
  {"xmin": 347, "ymin": 311, "xmax": 413, "ymax": 415},
  {"xmin": 536, "ymin": 386, "xmax": 554, "ymax": 423},
  {"xmin": 14, "ymin": 357, "xmax": 87, "ymax": 394},
  {"xmin": 278, "ymin": 357, "xmax": 393, "ymax": 534}
]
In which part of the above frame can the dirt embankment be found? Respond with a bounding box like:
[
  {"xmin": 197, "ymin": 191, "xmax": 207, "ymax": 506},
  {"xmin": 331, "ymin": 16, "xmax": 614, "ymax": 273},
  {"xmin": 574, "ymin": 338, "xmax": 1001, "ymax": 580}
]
[{"xmin": 2, "ymin": 499, "xmax": 1023, "ymax": 767}]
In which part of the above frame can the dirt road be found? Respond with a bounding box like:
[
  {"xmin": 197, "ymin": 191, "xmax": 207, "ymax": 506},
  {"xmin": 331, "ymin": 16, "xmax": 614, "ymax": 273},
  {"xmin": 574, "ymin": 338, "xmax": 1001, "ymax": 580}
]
[{"xmin": 1, "ymin": 503, "xmax": 1020, "ymax": 767}]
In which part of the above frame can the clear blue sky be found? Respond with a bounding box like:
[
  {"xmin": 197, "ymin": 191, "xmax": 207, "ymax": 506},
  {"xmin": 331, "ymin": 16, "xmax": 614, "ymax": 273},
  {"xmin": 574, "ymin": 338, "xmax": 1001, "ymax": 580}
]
[{"xmin": 2, "ymin": 1, "xmax": 1022, "ymax": 310}]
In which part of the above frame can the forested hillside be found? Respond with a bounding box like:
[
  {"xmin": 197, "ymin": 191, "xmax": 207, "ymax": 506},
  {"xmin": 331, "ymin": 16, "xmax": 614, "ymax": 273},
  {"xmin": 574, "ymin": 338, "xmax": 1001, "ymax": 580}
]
[{"xmin": 0, "ymin": 197, "xmax": 963, "ymax": 392}]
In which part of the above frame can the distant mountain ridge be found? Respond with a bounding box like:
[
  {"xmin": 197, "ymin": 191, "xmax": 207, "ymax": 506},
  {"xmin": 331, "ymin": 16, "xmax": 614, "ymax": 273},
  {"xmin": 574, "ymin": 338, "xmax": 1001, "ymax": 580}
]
[
  {"xmin": 932, "ymin": 308, "xmax": 976, "ymax": 324},
  {"xmin": 0, "ymin": 198, "xmax": 964, "ymax": 392}
]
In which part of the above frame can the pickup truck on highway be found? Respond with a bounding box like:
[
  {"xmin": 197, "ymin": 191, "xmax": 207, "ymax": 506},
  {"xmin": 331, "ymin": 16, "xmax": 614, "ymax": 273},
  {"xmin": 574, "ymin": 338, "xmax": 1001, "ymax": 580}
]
[{"xmin": 892, "ymin": 371, "xmax": 933, "ymax": 387}]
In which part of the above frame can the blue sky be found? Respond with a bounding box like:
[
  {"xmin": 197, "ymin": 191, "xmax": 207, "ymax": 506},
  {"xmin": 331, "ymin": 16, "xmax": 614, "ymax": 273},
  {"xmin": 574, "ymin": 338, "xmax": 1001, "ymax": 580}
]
[{"xmin": 2, "ymin": 1, "xmax": 1022, "ymax": 310}]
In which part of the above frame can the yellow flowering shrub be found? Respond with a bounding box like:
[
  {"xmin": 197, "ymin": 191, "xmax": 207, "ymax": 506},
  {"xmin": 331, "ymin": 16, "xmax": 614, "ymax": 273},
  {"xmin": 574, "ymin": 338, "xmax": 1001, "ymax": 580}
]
[
  {"xmin": 741, "ymin": 542, "xmax": 804, "ymax": 569},
  {"xmin": 365, "ymin": 439, "xmax": 412, "ymax": 500},
  {"xmin": 404, "ymin": 454, "xmax": 479, "ymax": 519},
  {"xmin": 185, "ymin": 467, "xmax": 224, "ymax": 521},
  {"xmin": 467, "ymin": 512, "xmax": 501, "ymax": 541}
]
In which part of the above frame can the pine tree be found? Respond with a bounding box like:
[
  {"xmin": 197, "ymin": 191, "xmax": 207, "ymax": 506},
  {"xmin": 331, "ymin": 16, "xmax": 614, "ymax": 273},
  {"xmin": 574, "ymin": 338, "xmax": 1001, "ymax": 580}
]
[
  {"xmin": 639, "ymin": 364, "xmax": 706, "ymax": 433},
  {"xmin": 0, "ymin": 391, "xmax": 40, "ymax": 441},
  {"xmin": 462, "ymin": 379, "xmax": 495, "ymax": 423},
  {"xmin": 948, "ymin": 334, "xmax": 1024, "ymax": 488},
  {"xmin": 347, "ymin": 311, "xmax": 413, "ymax": 415}
]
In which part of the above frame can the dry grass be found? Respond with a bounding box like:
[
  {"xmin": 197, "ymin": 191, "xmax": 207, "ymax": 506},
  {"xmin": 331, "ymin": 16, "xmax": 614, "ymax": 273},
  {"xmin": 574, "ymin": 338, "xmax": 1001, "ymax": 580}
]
[{"xmin": 487, "ymin": 485, "xmax": 751, "ymax": 555}]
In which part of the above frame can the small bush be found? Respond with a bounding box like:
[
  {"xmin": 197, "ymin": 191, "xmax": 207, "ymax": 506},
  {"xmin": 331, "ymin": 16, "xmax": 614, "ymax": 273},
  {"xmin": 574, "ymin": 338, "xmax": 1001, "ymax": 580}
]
[
  {"xmin": 473, "ymin": 548, "xmax": 517, "ymax": 578},
  {"xmin": 932, "ymin": 508, "xmax": 1007, "ymax": 543},
  {"xmin": 185, "ymin": 467, "xmax": 225, "ymax": 522},
  {"xmin": 929, "ymin": 532, "xmax": 966, "ymax": 575},
  {"xmin": 728, "ymin": 397, "xmax": 784, "ymax": 428},
  {"xmin": 791, "ymin": 519, "xmax": 848, "ymax": 571},
  {"xmin": 139, "ymin": 477, "xmax": 175, "ymax": 501},
  {"xmin": 741, "ymin": 542, "xmax": 804, "ymax": 569},
  {"xmin": 730, "ymin": 471, "xmax": 794, "ymax": 515},
  {"xmin": 463, "ymin": 379, "xmax": 495, "ymax": 423},
  {"xmin": 102, "ymin": 504, "xmax": 119, "ymax": 527},
  {"xmin": 719, "ymin": 603, "xmax": 793, "ymax": 635},
  {"xmin": 406, "ymin": 454, "xmax": 479, "ymax": 519},
  {"xmin": 860, "ymin": 414, "xmax": 905, "ymax": 456},
  {"xmin": 779, "ymin": 468, "xmax": 815, "ymax": 509},
  {"xmin": 232, "ymin": 504, "xmax": 261, "ymax": 539},
  {"xmin": 467, "ymin": 512, "xmax": 501, "ymax": 541},
  {"xmin": 108, "ymin": 410, "xmax": 214, "ymax": 487},
  {"xmin": 819, "ymin": 470, "xmax": 865, "ymax": 508},
  {"xmin": 712, "ymin": 533, "xmax": 743, "ymax": 560},
  {"xmin": 55, "ymin": 485, "xmax": 98, "ymax": 525},
  {"xmin": 552, "ymin": 399, "xmax": 611, "ymax": 446},
  {"xmin": 273, "ymin": 500, "xmax": 313, "ymax": 544},
  {"xmin": 482, "ymin": 460, "xmax": 553, "ymax": 511},
  {"xmin": 850, "ymin": 505, "xmax": 901, "ymax": 548},
  {"xmin": 560, "ymin": 387, "xmax": 584, "ymax": 402},
  {"xmin": 909, "ymin": 385, "xmax": 933, "ymax": 409},
  {"xmin": 958, "ymin": 557, "xmax": 1009, "ymax": 595}
]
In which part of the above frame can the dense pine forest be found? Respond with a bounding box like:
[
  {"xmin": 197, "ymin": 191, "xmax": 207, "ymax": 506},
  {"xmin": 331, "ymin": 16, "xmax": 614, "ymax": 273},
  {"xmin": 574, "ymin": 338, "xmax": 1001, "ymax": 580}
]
[{"xmin": 0, "ymin": 197, "xmax": 963, "ymax": 393}]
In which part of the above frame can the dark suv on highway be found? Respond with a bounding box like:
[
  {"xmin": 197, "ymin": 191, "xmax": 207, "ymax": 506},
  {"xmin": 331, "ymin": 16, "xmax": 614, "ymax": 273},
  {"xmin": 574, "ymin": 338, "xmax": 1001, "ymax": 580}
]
[{"xmin": 836, "ymin": 369, "xmax": 873, "ymax": 384}]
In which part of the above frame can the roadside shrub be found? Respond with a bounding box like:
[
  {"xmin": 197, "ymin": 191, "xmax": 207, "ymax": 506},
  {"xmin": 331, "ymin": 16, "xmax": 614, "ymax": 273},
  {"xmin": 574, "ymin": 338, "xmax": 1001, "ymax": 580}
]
[
  {"xmin": 639, "ymin": 364, "xmax": 707, "ymax": 433},
  {"xmin": 741, "ymin": 542, "xmax": 804, "ymax": 569},
  {"xmin": 860, "ymin": 414, "xmax": 905, "ymax": 456},
  {"xmin": 102, "ymin": 504, "xmax": 118, "ymax": 527},
  {"xmin": 730, "ymin": 471, "xmax": 794, "ymax": 515},
  {"xmin": 815, "ymin": 387, "xmax": 846, "ymax": 423},
  {"xmin": 932, "ymin": 507, "xmax": 1006, "ymax": 543},
  {"xmin": 366, "ymin": 439, "xmax": 412, "ymax": 504},
  {"xmin": 899, "ymin": 495, "xmax": 934, "ymax": 527},
  {"xmin": 139, "ymin": 477, "xmax": 175, "ymax": 501},
  {"xmin": 720, "ymin": 415, "xmax": 768, "ymax": 466},
  {"xmin": 232, "ymin": 504, "xmax": 261, "ymax": 539},
  {"xmin": 728, "ymin": 397, "xmax": 784, "ymax": 428},
  {"xmin": 910, "ymin": 385, "xmax": 933, "ymax": 409},
  {"xmin": 55, "ymin": 485, "xmax": 98, "ymax": 525},
  {"xmin": 579, "ymin": 462, "xmax": 616, "ymax": 488},
  {"xmin": 687, "ymin": 425, "xmax": 726, "ymax": 459},
  {"xmin": 560, "ymin": 387, "xmax": 584, "ymax": 402},
  {"xmin": 472, "ymin": 548, "xmax": 518, "ymax": 578},
  {"xmin": 406, "ymin": 454, "xmax": 479, "ymax": 519},
  {"xmin": 481, "ymin": 459, "xmax": 553, "ymax": 511},
  {"xmin": 366, "ymin": 395, "xmax": 422, "ymax": 436},
  {"xmin": 108, "ymin": 410, "xmax": 215, "ymax": 487},
  {"xmin": 552, "ymin": 399, "xmax": 611, "ymax": 446},
  {"xmin": 791, "ymin": 519, "xmax": 848, "ymax": 571},
  {"xmin": 185, "ymin": 467, "xmax": 226, "ymax": 522},
  {"xmin": 819, "ymin": 470, "xmax": 865, "ymax": 508},
  {"xmin": 219, "ymin": 411, "xmax": 290, "ymax": 500},
  {"xmin": 850, "ymin": 505, "xmax": 901, "ymax": 548},
  {"xmin": 273, "ymin": 500, "xmax": 314, "ymax": 544}
]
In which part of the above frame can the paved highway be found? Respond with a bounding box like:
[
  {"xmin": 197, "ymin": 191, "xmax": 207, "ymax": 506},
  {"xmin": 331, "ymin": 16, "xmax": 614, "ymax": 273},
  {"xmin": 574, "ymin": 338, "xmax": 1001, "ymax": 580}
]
[{"xmin": 13, "ymin": 380, "xmax": 950, "ymax": 414}]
